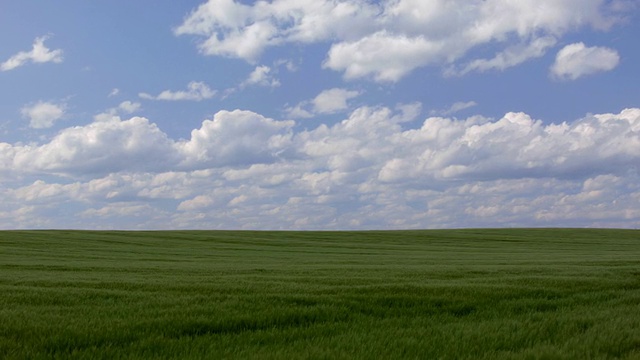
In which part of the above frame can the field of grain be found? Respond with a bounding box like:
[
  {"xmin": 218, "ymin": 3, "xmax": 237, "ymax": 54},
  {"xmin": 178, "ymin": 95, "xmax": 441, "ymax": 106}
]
[{"xmin": 1, "ymin": 229, "xmax": 639, "ymax": 359}]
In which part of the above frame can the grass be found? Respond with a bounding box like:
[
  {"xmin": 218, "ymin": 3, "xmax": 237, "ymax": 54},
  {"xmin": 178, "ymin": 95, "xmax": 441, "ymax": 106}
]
[{"xmin": 1, "ymin": 228, "xmax": 639, "ymax": 359}]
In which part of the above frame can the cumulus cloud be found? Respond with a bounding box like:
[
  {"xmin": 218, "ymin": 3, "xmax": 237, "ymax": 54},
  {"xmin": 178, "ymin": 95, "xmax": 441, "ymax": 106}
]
[
  {"xmin": 2, "ymin": 106, "xmax": 638, "ymax": 180},
  {"xmin": 430, "ymin": 101, "xmax": 478, "ymax": 116},
  {"xmin": 450, "ymin": 36, "xmax": 557, "ymax": 76},
  {"xmin": 283, "ymin": 105, "xmax": 314, "ymax": 119},
  {"xmin": 312, "ymin": 88, "xmax": 361, "ymax": 113},
  {"xmin": 10, "ymin": 116, "xmax": 178, "ymax": 176},
  {"xmin": 241, "ymin": 65, "xmax": 280, "ymax": 87},
  {"xmin": 375, "ymin": 109, "xmax": 640, "ymax": 183},
  {"xmin": 274, "ymin": 59, "xmax": 298, "ymax": 72},
  {"xmin": 20, "ymin": 101, "xmax": 66, "ymax": 129},
  {"xmin": 1, "ymin": 36, "xmax": 63, "ymax": 71},
  {"xmin": 117, "ymin": 101, "xmax": 141, "ymax": 114},
  {"xmin": 285, "ymin": 88, "xmax": 361, "ymax": 118},
  {"xmin": 177, "ymin": 195, "xmax": 215, "ymax": 211},
  {"xmin": 1, "ymin": 106, "xmax": 639, "ymax": 229},
  {"xmin": 550, "ymin": 42, "xmax": 620, "ymax": 80},
  {"xmin": 93, "ymin": 101, "xmax": 142, "ymax": 122},
  {"xmin": 392, "ymin": 102, "xmax": 423, "ymax": 123},
  {"xmin": 81, "ymin": 203, "xmax": 157, "ymax": 219},
  {"xmin": 323, "ymin": 31, "xmax": 445, "ymax": 82},
  {"xmin": 175, "ymin": 0, "xmax": 624, "ymax": 81},
  {"xmin": 174, "ymin": 0, "xmax": 377, "ymax": 61},
  {"xmin": 178, "ymin": 110, "xmax": 295, "ymax": 168},
  {"xmin": 139, "ymin": 81, "xmax": 216, "ymax": 101},
  {"xmin": 1, "ymin": 110, "xmax": 294, "ymax": 177}
]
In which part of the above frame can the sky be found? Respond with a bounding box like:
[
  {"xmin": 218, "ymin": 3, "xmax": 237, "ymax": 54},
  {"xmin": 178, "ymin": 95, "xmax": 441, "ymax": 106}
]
[{"xmin": 1, "ymin": 0, "xmax": 639, "ymax": 230}]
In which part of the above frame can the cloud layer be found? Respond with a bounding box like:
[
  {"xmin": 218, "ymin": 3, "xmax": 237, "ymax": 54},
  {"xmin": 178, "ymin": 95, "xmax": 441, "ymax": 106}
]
[
  {"xmin": 2, "ymin": 106, "xmax": 639, "ymax": 229},
  {"xmin": 175, "ymin": 0, "xmax": 622, "ymax": 81}
]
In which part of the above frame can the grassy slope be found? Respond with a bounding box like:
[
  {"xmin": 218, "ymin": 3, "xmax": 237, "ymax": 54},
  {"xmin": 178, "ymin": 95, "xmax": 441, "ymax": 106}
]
[{"xmin": 1, "ymin": 229, "xmax": 639, "ymax": 359}]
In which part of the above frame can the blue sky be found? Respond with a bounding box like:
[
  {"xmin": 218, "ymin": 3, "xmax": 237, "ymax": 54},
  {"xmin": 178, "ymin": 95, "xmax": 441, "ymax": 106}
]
[{"xmin": 1, "ymin": 0, "xmax": 639, "ymax": 229}]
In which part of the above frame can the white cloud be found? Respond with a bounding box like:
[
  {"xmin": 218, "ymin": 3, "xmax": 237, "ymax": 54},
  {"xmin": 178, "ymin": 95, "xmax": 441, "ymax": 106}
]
[
  {"xmin": 430, "ymin": 101, "xmax": 478, "ymax": 116},
  {"xmin": 3, "ymin": 106, "xmax": 638, "ymax": 180},
  {"xmin": 93, "ymin": 101, "xmax": 142, "ymax": 122},
  {"xmin": 312, "ymin": 88, "xmax": 361, "ymax": 114},
  {"xmin": 177, "ymin": 195, "xmax": 214, "ymax": 211},
  {"xmin": 117, "ymin": 101, "xmax": 141, "ymax": 114},
  {"xmin": 450, "ymin": 36, "xmax": 557, "ymax": 76},
  {"xmin": 392, "ymin": 102, "xmax": 423, "ymax": 123},
  {"xmin": 1, "ymin": 36, "xmax": 63, "ymax": 71},
  {"xmin": 550, "ymin": 42, "xmax": 620, "ymax": 80},
  {"xmin": 285, "ymin": 88, "xmax": 361, "ymax": 118},
  {"xmin": 175, "ymin": 0, "xmax": 623, "ymax": 82},
  {"xmin": 178, "ymin": 110, "xmax": 295, "ymax": 168},
  {"xmin": 275, "ymin": 59, "xmax": 298, "ymax": 72},
  {"xmin": 323, "ymin": 31, "xmax": 445, "ymax": 82},
  {"xmin": 2, "ymin": 107, "xmax": 639, "ymax": 229},
  {"xmin": 283, "ymin": 105, "xmax": 314, "ymax": 119},
  {"xmin": 11, "ymin": 116, "xmax": 178, "ymax": 176},
  {"xmin": 139, "ymin": 81, "xmax": 216, "ymax": 101},
  {"xmin": 80, "ymin": 203, "xmax": 157, "ymax": 219},
  {"xmin": 20, "ymin": 101, "xmax": 66, "ymax": 129},
  {"xmin": 174, "ymin": 0, "xmax": 377, "ymax": 62},
  {"xmin": 241, "ymin": 65, "xmax": 280, "ymax": 87},
  {"xmin": 108, "ymin": 88, "xmax": 120, "ymax": 97},
  {"xmin": 1, "ymin": 110, "xmax": 295, "ymax": 177}
]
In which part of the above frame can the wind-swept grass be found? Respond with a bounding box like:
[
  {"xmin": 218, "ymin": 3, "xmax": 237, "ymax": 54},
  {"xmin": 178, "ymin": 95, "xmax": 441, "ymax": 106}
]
[{"xmin": 1, "ymin": 229, "xmax": 639, "ymax": 359}]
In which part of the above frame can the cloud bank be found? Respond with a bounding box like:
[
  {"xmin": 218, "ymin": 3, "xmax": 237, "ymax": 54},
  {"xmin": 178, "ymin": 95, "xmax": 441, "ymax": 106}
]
[{"xmin": 1, "ymin": 106, "xmax": 638, "ymax": 229}]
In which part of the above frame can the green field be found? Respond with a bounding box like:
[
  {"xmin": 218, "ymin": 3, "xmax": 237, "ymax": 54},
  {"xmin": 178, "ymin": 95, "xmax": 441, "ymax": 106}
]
[{"xmin": 1, "ymin": 229, "xmax": 639, "ymax": 359}]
